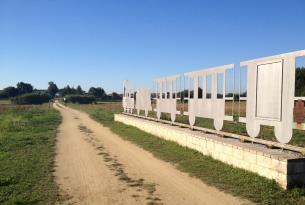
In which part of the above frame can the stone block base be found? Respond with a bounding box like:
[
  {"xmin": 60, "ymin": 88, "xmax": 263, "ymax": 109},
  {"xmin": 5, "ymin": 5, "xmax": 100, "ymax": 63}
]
[{"xmin": 115, "ymin": 114, "xmax": 305, "ymax": 189}]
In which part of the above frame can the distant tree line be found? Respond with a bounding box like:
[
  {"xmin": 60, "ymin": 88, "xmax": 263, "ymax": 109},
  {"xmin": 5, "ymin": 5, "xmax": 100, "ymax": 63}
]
[
  {"xmin": 295, "ymin": 67, "xmax": 305, "ymax": 96},
  {"xmin": 59, "ymin": 85, "xmax": 121, "ymax": 101},
  {"xmin": 0, "ymin": 81, "xmax": 122, "ymax": 104},
  {"xmin": 0, "ymin": 82, "xmax": 34, "ymax": 99},
  {"xmin": 150, "ymin": 67, "xmax": 305, "ymax": 101},
  {"xmin": 1, "ymin": 67, "xmax": 304, "ymax": 104}
]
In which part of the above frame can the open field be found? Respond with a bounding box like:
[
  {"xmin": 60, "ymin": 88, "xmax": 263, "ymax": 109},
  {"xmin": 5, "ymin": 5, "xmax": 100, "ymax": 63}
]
[
  {"xmin": 69, "ymin": 102, "xmax": 305, "ymax": 205},
  {"xmin": 0, "ymin": 104, "xmax": 61, "ymax": 204},
  {"xmin": 175, "ymin": 100, "xmax": 246, "ymax": 116}
]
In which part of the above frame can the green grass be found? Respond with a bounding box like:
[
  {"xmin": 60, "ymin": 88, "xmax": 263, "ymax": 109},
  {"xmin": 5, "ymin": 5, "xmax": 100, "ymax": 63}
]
[
  {"xmin": 70, "ymin": 103, "xmax": 305, "ymax": 205},
  {"xmin": 152, "ymin": 112, "xmax": 305, "ymax": 147},
  {"xmin": 0, "ymin": 105, "xmax": 61, "ymax": 205}
]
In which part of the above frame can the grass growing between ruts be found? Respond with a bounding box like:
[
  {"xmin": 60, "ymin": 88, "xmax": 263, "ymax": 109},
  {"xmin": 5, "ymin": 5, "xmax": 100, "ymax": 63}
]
[
  {"xmin": 70, "ymin": 103, "xmax": 305, "ymax": 205},
  {"xmin": 0, "ymin": 105, "xmax": 60, "ymax": 205}
]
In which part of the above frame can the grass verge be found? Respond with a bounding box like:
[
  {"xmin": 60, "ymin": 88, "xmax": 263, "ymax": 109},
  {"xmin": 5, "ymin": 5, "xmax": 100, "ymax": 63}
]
[
  {"xmin": 0, "ymin": 104, "xmax": 61, "ymax": 205},
  {"xmin": 69, "ymin": 103, "xmax": 305, "ymax": 205},
  {"xmin": 157, "ymin": 112, "xmax": 305, "ymax": 147}
]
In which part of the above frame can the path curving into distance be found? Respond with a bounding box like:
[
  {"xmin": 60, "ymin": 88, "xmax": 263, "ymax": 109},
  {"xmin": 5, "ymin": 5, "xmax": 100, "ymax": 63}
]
[{"xmin": 53, "ymin": 103, "xmax": 250, "ymax": 205}]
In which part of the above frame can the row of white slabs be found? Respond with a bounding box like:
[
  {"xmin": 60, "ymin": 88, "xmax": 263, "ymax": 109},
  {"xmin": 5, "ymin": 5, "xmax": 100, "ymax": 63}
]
[{"xmin": 123, "ymin": 49, "xmax": 305, "ymax": 144}]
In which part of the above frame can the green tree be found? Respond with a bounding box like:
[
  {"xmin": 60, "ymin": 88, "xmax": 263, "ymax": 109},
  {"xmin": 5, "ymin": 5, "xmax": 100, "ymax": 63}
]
[
  {"xmin": 109, "ymin": 92, "xmax": 122, "ymax": 100},
  {"xmin": 17, "ymin": 82, "xmax": 33, "ymax": 95},
  {"xmin": 47, "ymin": 81, "xmax": 59, "ymax": 98},
  {"xmin": 88, "ymin": 87, "xmax": 106, "ymax": 99},
  {"xmin": 76, "ymin": 85, "xmax": 84, "ymax": 95},
  {"xmin": 295, "ymin": 67, "xmax": 305, "ymax": 96},
  {"xmin": 59, "ymin": 85, "xmax": 76, "ymax": 96},
  {"xmin": 1, "ymin": 86, "xmax": 19, "ymax": 98}
]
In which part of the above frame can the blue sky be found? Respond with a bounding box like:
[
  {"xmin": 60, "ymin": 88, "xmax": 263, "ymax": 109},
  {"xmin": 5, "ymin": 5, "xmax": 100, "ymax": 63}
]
[{"xmin": 1, "ymin": 0, "xmax": 305, "ymax": 93}]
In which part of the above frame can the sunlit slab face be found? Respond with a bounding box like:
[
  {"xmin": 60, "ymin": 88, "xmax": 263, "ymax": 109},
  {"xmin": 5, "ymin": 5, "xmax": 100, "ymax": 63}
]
[
  {"xmin": 154, "ymin": 75, "xmax": 180, "ymax": 122},
  {"xmin": 184, "ymin": 64, "xmax": 234, "ymax": 129},
  {"xmin": 135, "ymin": 88, "xmax": 152, "ymax": 116},
  {"xmin": 256, "ymin": 61, "xmax": 283, "ymax": 121},
  {"xmin": 122, "ymin": 81, "xmax": 135, "ymax": 113},
  {"xmin": 241, "ymin": 49, "xmax": 305, "ymax": 143}
]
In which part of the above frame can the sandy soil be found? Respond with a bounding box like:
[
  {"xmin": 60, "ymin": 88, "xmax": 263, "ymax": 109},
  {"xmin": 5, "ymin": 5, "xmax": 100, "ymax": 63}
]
[{"xmin": 53, "ymin": 103, "xmax": 249, "ymax": 205}]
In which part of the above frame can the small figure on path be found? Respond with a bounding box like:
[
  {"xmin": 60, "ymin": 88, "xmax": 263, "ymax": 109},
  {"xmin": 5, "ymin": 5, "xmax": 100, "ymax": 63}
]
[{"xmin": 63, "ymin": 97, "xmax": 67, "ymax": 106}]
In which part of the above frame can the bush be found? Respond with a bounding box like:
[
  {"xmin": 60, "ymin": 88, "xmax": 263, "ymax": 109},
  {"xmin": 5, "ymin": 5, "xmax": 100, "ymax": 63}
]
[
  {"xmin": 65, "ymin": 95, "xmax": 95, "ymax": 104},
  {"xmin": 11, "ymin": 93, "xmax": 51, "ymax": 105}
]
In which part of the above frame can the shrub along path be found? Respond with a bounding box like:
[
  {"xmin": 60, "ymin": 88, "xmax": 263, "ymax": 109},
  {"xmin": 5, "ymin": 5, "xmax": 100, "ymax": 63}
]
[{"xmin": 54, "ymin": 102, "xmax": 246, "ymax": 205}]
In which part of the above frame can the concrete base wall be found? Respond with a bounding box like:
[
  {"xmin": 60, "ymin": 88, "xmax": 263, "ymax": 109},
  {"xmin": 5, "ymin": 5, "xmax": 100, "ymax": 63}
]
[{"xmin": 115, "ymin": 114, "xmax": 305, "ymax": 189}]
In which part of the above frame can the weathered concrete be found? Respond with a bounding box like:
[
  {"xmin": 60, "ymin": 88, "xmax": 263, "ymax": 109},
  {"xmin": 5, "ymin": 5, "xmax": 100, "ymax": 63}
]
[{"xmin": 115, "ymin": 114, "xmax": 305, "ymax": 189}]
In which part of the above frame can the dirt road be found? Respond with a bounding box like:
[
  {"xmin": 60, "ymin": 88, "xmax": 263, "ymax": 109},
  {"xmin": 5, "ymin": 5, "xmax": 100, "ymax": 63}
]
[{"xmin": 53, "ymin": 103, "xmax": 249, "ymax": 205}]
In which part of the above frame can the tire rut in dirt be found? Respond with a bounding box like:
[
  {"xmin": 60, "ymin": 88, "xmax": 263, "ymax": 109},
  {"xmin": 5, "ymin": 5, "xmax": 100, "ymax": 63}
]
[{"xmin": 78, "ymin": 124, "xmax": 162, "ymax": 205}]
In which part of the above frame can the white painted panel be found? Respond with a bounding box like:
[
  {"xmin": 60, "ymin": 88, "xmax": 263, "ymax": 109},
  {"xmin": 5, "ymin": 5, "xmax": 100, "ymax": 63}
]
[
  {"xmin": 256, "ymin": 61, "xmax": 282, "ymax": 120},
  {"xmin": 184, "ymin": 64, "xmax": 234, "ymax": 130},
  {"xmin": 136, "ymin": 88, "xmax": 152, "ymax": 116},
  {"xmin": 202, "ymin": 100, "xmax": 213, "ymax": 118},
  {"xmin": 155, "ymin": 75, "xmax": 180, "ymax": 121},
  {"xmin": 122, "ymin": 81, "xmax": 135, "ymax": 113}
]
